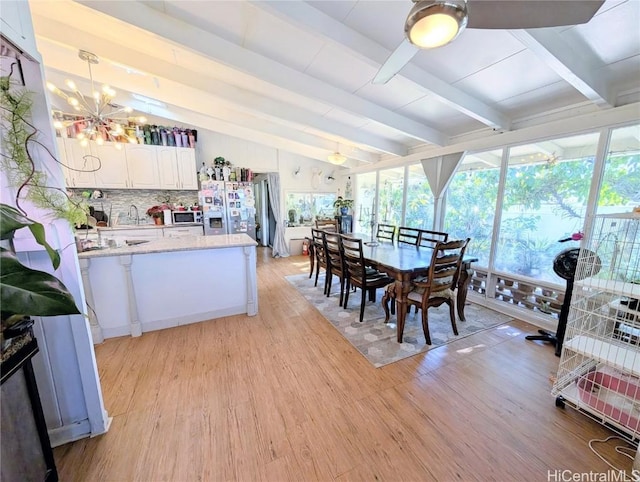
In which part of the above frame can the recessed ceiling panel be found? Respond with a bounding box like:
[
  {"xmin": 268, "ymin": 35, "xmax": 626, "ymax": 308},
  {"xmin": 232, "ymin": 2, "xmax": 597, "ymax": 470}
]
[{"xmin": 453, "ymin": 50, "xmax": 565, "ymax": 105}]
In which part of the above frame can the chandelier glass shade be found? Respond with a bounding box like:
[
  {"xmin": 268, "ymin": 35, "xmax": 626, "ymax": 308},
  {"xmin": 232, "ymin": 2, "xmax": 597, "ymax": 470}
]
[
  {"xmin": 47, "ymin": 50, "xmax": 146, "ymax": 149},
  {"xmin": 405, "ymin": 1, "xmax": 468, "ymax": 49},
  {"xmin": 328, "ymin": 152, "xmax": 347, "ymax": 165}
]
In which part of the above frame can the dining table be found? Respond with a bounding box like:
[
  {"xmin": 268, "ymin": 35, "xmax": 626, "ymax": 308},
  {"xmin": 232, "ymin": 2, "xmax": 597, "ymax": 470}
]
[{"xmin": 307, "ymin": 231, "xmax": 478, "ymax": 343}]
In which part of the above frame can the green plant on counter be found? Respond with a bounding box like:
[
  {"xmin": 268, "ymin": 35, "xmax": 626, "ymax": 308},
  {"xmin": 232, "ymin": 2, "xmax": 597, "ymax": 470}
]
[
  {"xmin": 0, "ymin": 75, "xmax": 87, "ymax": 226},
  {"xmin": 1, "ymin": 203, "xmax": 80, "ymax": 339}
]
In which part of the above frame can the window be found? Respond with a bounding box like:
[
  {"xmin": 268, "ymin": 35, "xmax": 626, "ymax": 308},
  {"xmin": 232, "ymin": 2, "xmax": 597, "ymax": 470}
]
[
  {"xmin": 378, "ymin": 167, "xmax": 404, "ymax": 227},
  {"xmin": 285, "ymin": 192, "xmax": 336, "ymax": 227},
  {"xmin": 445, "ymin": 150, "xmax": 501, "ymax": 267},
  {"xmin": 597, "ymin": 124, "xmax": 640, "ymax": 215},
  {"xmin": 405, "ymin": 163, "xmax": 434, "ymax": 229},
  {"xmin": 355, "ymin": 172, "xmax": 377, "ymax": 234},
  {"xmin": 496, "ymin": 133, "xmax": 599, "ymax": 283}
]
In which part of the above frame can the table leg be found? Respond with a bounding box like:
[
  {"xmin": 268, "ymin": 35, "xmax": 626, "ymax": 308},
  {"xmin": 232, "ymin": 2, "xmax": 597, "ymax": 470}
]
[
  {"xmin": 457, "ymin": 263, "xmax": 474, "ymax": 322},
  {"xmin": 395, "ymin": 279, "xmax": 410, "ymax": 343}
]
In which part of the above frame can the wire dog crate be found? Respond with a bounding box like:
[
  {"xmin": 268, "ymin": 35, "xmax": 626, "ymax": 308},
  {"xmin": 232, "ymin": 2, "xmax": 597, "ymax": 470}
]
[{"xmin": 552, "ymin": 212, "xmax": 640, "ymax": 439}]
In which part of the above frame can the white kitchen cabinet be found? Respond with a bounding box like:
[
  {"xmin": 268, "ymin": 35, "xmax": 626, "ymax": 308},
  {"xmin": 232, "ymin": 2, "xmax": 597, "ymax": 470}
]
[
  {"xmin": 92, "ymin": 142, "xmax": 129, "ymax": 189},
  {"xmin": 125, "ymin": 144, "xmax": 160, "ymax": 189},
  {"xmin": 157, "ymin": 146, "xmax": 180, "ymax": 189},
  {"xmin": 176, "ymin": 147, "xmax": 198, "ymax": 190},
  {"xmin": 58, "ymin": 137, "xmax": 98, "ymax": 187},
  {"xmin": 163, "ymin": 225, "xmax": 204, "ymax": 238},
  {"xmin": 60, "ymin": 139, "xmax": 197, "ymax": 191}
]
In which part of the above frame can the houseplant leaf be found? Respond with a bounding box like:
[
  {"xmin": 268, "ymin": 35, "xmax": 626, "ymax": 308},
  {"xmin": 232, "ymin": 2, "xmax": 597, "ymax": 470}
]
[
  {"xmin": 0, "ymin": 249, "xmax": 80, "ymax": 318},
  {"xmin": 0, "ymin": 204, "xmax": 60, "ymax": 269}
]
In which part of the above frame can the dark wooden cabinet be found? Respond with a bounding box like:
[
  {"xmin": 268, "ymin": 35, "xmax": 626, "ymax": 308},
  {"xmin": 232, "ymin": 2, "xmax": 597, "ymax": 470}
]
[
  {"xmin": 335, "ymin": 215, "xmax": 353, "ymax": 234},
  {"xmin": 1, "ymin": 332, "xmax": 58, "ymax": 482}
]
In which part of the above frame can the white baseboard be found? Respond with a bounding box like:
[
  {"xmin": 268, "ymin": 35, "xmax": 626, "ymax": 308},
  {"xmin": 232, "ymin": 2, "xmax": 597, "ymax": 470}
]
[{"xmin": 98, "ymin": 305, "xmax": 248, "ymax": 341}]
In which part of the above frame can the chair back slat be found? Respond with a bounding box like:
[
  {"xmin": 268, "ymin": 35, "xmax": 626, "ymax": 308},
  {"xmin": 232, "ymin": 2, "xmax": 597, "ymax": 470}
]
[
  {"xmin": 339, "ymin": 235, "xmax": 366, "ymax": 281},
  {"xmin": 315, "ymin": 219, "xmax": 338, "ymax": 232},
  {"xmin": 323, "ymin": 231, "xmax": 343, "ymax": 272},
  {"xmin": 418, "ymin": 229, "xmax": 449, "ymax": 248},
  {"xmin": 376, "ymin": 224, "xmax": 396, "ymax": 243},
  {"xmin": 397, "ymin": 227, "xmax": 421, "ymax": 246},
  {"xmin": 422, "ymin": 238, "xmax": 470, "ymax": 301},
  {"xmin": 311, "ymin": 228, "xmax": 328, "ymax": 265}
]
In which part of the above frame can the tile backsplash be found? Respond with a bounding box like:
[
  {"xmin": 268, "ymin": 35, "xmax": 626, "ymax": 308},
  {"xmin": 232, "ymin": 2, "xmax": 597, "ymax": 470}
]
[{"xmin": 70, "ymin": 189, "xmax": 199, "ymax": 226}]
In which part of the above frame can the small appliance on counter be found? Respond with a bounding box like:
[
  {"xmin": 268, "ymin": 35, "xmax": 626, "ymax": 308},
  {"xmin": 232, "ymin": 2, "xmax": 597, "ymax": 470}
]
[{"xmin": 172, "ymin": 209, "xmax": 202, "ymax": 224}]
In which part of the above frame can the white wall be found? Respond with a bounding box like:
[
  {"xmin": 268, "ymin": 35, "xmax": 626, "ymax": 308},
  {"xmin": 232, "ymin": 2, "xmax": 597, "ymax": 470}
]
[{"xmin": 1, "ymin": 1, "xmax": 109, "ymax": 446}]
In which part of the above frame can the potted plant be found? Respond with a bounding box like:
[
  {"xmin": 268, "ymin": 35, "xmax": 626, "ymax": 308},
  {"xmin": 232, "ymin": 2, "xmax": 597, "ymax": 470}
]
[
  {"xmin": 333, "ymin": 197, "xmax": 353, "ymax": 215},
  {"xmin": 146, "ymin": 205, "xmax": 169, "ymax": 225},
  {"xmin": 1, "ymin": 203, "xmax": 80, "ymax": 480},
  {"xmin": 1, "ymin": 203, "xmax": 80, "ymax": 350}
]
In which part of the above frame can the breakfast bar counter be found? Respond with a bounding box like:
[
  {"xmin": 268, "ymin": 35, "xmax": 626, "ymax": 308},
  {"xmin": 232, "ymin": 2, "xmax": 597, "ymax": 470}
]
[{"xmin": 78, "ymin": 234, "xmax": 258, "ymax": 343}]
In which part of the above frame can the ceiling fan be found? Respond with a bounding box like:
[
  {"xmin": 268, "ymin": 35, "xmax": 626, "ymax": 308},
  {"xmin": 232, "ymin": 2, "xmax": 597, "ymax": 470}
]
[{"xmin": 373, "ymin": 0, "xmax": 605, "ymax": 84}]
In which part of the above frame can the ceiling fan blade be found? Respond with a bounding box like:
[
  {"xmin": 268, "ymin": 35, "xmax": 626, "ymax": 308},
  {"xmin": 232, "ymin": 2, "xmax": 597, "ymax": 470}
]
[
  {"xmin": 467, "ymin": 1, "xmax": 604, "ymax": 29},
  {"xmin": 372, "ymin": 39, "xmax": 419, "ymax": 85}
]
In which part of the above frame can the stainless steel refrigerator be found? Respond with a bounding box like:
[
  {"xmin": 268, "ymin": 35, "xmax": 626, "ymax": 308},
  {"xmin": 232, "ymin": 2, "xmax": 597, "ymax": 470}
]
[
  {"xmin": 200, "ymin": 180, "xmax": 228, "ymax": 235},
  {"xmin": 225, "ymin": 181, "xmax": 256, "ymax": 239},
  {"xmin": 199, "ymin": 180, "xmax": 256, "ymax": 239}
]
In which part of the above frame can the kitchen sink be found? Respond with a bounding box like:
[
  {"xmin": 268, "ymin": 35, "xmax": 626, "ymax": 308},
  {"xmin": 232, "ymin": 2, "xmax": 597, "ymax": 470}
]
[{"xmin": 125, "ymin": 239, "xmax": 150, "ymax": 246}]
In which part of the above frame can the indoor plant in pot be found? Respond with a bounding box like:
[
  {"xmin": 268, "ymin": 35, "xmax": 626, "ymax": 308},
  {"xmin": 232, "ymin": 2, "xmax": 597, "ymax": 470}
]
[
  {"xmin": 1, "ymin": 203, "xmax": 81, "ymax": 481},
  {"xmin": 333, "ymin": 197, "xmax": 353, "ymax": 215},
  {"xmin": 1, "ymin": 202, "xmax": 80, "ymax": 355}
]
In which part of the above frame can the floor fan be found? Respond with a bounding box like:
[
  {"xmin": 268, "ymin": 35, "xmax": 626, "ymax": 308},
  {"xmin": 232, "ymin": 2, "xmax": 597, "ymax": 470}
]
[{"xmin": 526, "ymin": 247, "xmax": 601, "ymax": 356}]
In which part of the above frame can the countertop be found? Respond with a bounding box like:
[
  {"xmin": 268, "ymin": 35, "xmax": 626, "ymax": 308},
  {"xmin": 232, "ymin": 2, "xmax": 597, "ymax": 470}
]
[
  {"xmin": 97, "ymin": 223, "xmax": 203, "ymax": 231},
  {"xmin": 77, "ymin": 233, "xmax": 257, "ymax": 259}
]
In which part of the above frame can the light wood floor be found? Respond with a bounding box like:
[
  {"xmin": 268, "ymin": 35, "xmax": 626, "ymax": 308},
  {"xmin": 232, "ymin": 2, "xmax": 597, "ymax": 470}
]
[{"xmin": 54, "ymin": 247, "xmax": 636, "ymax": 481}]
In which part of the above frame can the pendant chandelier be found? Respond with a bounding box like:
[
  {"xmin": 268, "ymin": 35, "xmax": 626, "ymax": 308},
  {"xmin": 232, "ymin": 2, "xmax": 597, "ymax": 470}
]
[{"xmin": 47, "ymin": 50, "xmax": 146, "ymax": 149}]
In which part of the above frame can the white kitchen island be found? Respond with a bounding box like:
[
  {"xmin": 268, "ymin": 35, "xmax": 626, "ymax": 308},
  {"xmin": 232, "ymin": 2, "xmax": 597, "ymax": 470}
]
[{"xmin": 77, "ymin": 234, "xmax": 257, "ymax": 343}]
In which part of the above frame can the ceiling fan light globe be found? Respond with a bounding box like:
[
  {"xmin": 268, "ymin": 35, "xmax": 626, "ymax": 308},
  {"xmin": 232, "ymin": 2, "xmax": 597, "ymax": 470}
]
[
  {"xmin": 405, "ymin": 1, "xmax": 468, "ymax": 49},
  {"xmin": 328, "ymin": 152, "xmax": 347, "ymax": 165}
]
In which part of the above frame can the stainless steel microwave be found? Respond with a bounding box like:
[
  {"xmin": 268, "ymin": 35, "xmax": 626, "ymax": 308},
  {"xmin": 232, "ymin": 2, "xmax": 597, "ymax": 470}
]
[{"xmin": 172, "ymin": 210, "xmax": 202, "ymax": 224}]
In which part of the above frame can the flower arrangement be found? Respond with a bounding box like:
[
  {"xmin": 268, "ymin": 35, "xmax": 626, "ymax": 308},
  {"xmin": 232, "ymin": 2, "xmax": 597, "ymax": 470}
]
[{"xmin": 146, "ymin": 205, "xmax": 169, "ymax": 218}]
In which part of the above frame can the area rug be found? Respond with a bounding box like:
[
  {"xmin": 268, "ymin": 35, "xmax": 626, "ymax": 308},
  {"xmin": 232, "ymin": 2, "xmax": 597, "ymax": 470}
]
[{"xmin": 286, "ymin": 273, "xmax": 513, "ymax": 368}]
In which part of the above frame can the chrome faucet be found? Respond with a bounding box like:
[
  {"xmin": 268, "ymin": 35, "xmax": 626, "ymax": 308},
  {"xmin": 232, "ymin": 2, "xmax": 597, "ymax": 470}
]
[{"xmin": 129, "ymin": 204, "xmax": 139, "ymax": 225}]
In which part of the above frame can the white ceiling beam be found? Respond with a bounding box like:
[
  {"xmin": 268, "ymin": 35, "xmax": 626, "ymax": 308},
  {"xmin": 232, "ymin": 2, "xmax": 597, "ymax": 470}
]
[
  {"xmin": 77, "ymin": 0, "xmax": 448, "ymax": 147},
  {"xmin": 32, "ymin": 25, "xmax": 401, "ymax": 158},
  {"xmin": 510, "ymin": 28, "xmax": 614, "ymax": 108},
  {"xmin": 250, "ymin": 0, "xmax": 511, "ymax": 130}
]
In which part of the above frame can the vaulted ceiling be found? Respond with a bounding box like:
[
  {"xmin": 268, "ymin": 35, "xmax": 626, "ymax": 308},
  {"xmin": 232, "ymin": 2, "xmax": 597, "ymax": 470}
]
[{"xmin": 28, "ymin": 0, "xmax": 640, "ymax": 168}]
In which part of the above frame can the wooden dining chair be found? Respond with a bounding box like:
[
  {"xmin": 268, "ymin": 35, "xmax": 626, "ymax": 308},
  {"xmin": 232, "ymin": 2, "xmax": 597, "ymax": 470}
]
[
  {"xmin": 323, "ymin": 231, "xmax": 348, "ymax": 305},
  {"xmin": 315, "ymin": 218, "xmax": 338, "ymax": 232},
  {"xmin": 310, "ymin": 229, "xmax": 329, "ymax": 293},
  {"xmin": 418, "ymin": 229, "xmax": 449, "ymax": 248},
  {"xmin": 397, "ymin": 227, "xmax": 421, "ymax": 246},
  {"xmin": 382, "ymin": 238, "xmax": 469, "ymax": 344},
  {"xmin": 376, "ymin": 224, "xmax": 396, "ymax": 243},
  {"xmin": 340, "ymin": 235, "xmax": 394, "ymax": 322}
]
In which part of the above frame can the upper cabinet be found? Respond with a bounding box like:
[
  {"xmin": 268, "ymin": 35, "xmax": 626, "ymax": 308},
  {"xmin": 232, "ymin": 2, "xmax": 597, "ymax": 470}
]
[
  {"xmin": 93, "ymin": 142, "xmax": 129, "ymax": 189},
  {"xmin": 125, "ymin": 144, "xmax": 161, "ymax": 189},
  {"xmin": 57, "ymin": 139, "xmax": 197, "ymax": 191},
  {"xmin": 176, "ymin": 148, "xmax": 198, "ymax": 190},
  {"xmin": 157, "ymin": 146, "xmax": 197, "ymax": 190},
  {"xmin": 57, "ymin": 138, "xmax": 98, "ymax": 188}
]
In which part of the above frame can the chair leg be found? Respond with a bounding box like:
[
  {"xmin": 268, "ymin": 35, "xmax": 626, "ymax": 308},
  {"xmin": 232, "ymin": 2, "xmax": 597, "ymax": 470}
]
[
  {"xmin": 421, "ymin": 308, "xmax": 432, "ymax": 345},
  {"xmin": 343, "ymin": 280, "xmax": 350, "ymax": 308},
  {"xmin": 338, "ymin": 277, "xmax": 345, "ymax": 307},
  {"xmin": 359, "ymin": 288, "xmax": 366, "ymax": 323},
  {"xmin": 448, "ymin": 300, "xmax": 459, "ymax": 336},
  {"xmin": 326, "ymin": 270, "xmax": 332, "ymax": 297},
  {"xmin": 314, "ymin": 263, "xmax": 320, "ymax": 287}
]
